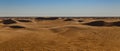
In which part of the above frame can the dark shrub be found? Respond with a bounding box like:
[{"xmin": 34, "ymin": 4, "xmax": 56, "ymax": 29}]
[
  {"xmin": 84, "ymin": 21, "xmax": 105, "ymax": 26},
  {"xmin": 35, "ymin": 17, "xmax": 58, "ymax": 20},
  {"xmin": 78, "ymin": 20, "xmax": 83, "ymax": 22},
  {"xmin": 9, "ymin": 25, "xmax": 25, "ymax": 29},
  {"xmin": 64, "ymin": 18, "xmax": 73, "ymax": 21},
  {"xmin": 112, "ymin": 21, "xmax": 120, "ymax": 26},
  {"xmin": 2, "ymin": 19, "xmax": 16, "ymax": 24},
  {"xmin": 17, "ymin": 20, "xmax": 31, "ymax": 22}
]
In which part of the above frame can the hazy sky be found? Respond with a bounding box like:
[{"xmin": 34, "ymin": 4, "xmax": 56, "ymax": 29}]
[{"xmin": 0, "ymin": 0, "xmax": 120, "ymax": 16}]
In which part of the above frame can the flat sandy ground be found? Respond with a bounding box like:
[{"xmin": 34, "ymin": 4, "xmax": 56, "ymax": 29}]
[{"xmin": 0, "ymin": 18, "xmax": 120, "ymax": 51}]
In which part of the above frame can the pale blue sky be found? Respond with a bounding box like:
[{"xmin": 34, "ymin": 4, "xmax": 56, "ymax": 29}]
[{"xmin": 0, "ymin": 0, "xmax": 120, "ymax": 16}]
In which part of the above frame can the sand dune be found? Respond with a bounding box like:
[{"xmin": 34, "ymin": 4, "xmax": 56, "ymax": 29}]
[{"xmin": 0, "ymin": 17, "xmax": 120, "ymax": 51}]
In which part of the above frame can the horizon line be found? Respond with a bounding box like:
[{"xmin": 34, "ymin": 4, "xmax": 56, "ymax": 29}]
[{"xmin": 0, "ymin": 16, "xmax": 120, "ymax": 17}]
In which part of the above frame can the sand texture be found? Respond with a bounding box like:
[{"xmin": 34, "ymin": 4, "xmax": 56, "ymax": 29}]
[{"xmin": 0, "ymin": 17, "xmax": 120, "ymax": 51}]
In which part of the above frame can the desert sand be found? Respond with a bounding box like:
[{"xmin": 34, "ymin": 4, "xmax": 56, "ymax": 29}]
[{"xmin": 0, "ymin": 17, "xmax": 120, "ymax": 51}]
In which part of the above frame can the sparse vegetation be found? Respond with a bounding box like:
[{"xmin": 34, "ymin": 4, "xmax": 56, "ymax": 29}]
[
  {"xmin": 35, "ymin": 17, "xmax": 58, "ymax": 20},
  {"xmin": 2, "ymin": 19, "xmax": 16, "ymax": 24},
  {"xmin": 84, "ymin": 21, "xmax": 105, "ymax": 26},
  {"xmin": 9, "ymin": 25, "xmax": 25, "ymax": 29},
  {"xmin": 17, "ymin": 20, "xmax": 31, "ymax": 22},
  {"xmin": 64, "ymin": 18, "xmax": 73, "ymax": 21},
  {"xmin": 112, "ymin": 21, "xmax": 120, "ymax": 26}
]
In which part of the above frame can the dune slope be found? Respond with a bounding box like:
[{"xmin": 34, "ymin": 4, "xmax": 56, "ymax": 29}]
[{"xmin": 0, "ymin": 18, "xmax": 120, "ymax": 51}]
